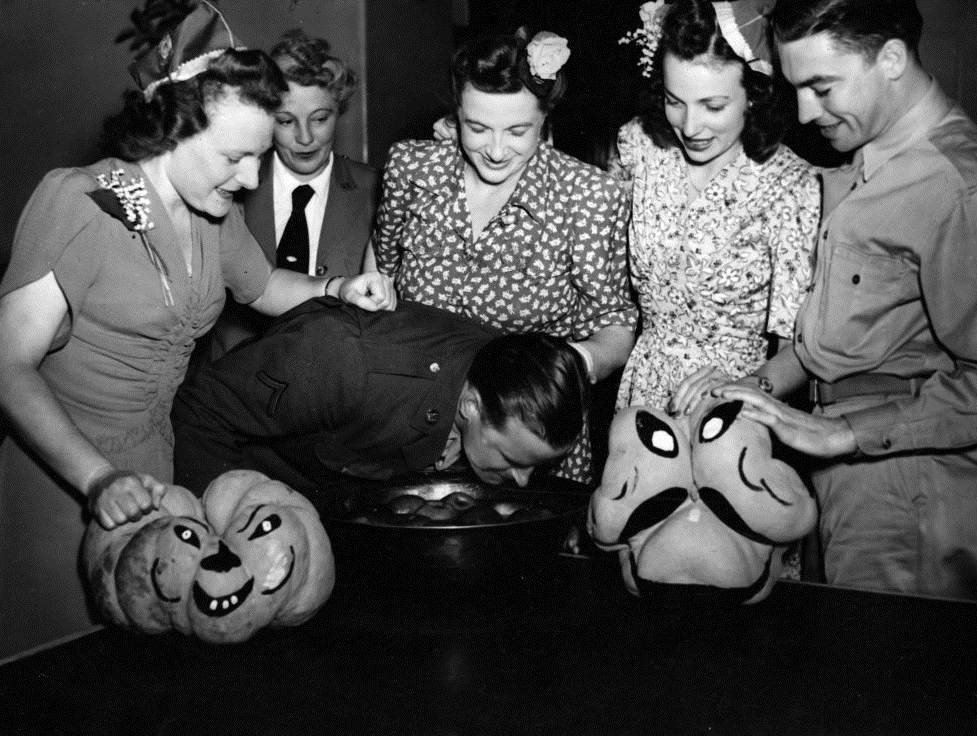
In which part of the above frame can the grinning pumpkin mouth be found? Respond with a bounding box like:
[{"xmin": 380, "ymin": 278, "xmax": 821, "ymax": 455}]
[
  {"xmin": 193, "ymin": 578, "xmax": 254, "ymax": 617},
  {"xmin": 151, "ymin": 559, "xmax": 183, "ymax": 603},
  {"xmin": 262, "ymin": 547, "xmax": 296, "ymax": 595}
]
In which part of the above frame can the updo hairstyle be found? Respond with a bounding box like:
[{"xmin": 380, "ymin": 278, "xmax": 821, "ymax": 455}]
[
  {"xmin": 449, "ymin": 30, "xmax": 567, "ymax": 115},
  {"xmin": 270, "ymin": 29, "xmax": 358, "ymax": 116},
  {"xmin": 104, "ymin": 48, "xmax": 287, "ymax": 162},
  {"xmin": 639, "ymin": 0, "xmax": 786, "ymax": 163}
]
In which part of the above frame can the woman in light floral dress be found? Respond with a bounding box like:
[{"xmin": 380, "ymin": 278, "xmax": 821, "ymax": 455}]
[
  {"xmin": 369, "ymin": 29, "xmax": 638, "ymax": 485},
  {"xmin": 616, "ymin": 0, "xmax": 820, "ymax": 415}
]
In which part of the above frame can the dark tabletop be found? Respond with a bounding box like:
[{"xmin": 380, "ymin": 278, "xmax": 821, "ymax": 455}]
[{"xmin": 2, "ymin": 551, "xmax": 975, "ymax": 736}]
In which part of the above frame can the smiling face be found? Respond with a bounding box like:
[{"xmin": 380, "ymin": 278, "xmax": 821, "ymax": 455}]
[
  {"xmin": 662, "ymin": 53, "xmax": 748, "ymax": 173},
  {"xmin": 165, "ymin": 88, "xmax": 274, "ymax": 217},
  {"xmin": 273, "ymin": 81, "xmax": 339, "ymax": 180},
  {"xmin": 777, "ymin": 32, "xmax": 893, "ymax": 153},
  {"xmin": 457, "ymin": 84, "xmax": 546, "ymax": 187},
  {"xmin": 458, "ymin": 388, "xmax": 566, "ymax": 487}
]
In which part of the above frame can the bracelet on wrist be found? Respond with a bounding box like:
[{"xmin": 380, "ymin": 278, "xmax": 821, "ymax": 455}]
[
  {"xmin": 753, "ymin": 374, "xmax": 774, "ymax": 394},
  {"xmin": 323, "ymin": 275, "xmax": 344, "ymax": 298}
]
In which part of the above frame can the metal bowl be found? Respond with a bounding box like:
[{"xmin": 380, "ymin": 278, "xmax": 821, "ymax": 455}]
[{"xmin": 314, "ymin": 472, "xmax": 590, "ymax": 602}]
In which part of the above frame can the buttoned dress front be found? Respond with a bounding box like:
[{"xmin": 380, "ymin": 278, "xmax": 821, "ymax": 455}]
[
  {"xmin": 371, "ymin": 139, "xmax": 637, "ymax": 484},
  {"xmin": 615, "ymin": 119, "xmax": 820, "ymax": 411},
  {"xmin": 0, "ymin": 158, "xmax": 271, "ymax": 660}
]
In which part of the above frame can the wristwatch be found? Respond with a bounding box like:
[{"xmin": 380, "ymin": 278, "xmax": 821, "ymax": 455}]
[{"xmin": 755, "ymin": 375, "xmax": 774, "ymax": 394}]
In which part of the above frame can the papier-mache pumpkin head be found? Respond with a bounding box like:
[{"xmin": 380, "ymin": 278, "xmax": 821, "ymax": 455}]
[
  {"xmin": 83, "ymin": 469, "xmax": 335, "ymax": 643},
  {"xmin": 588, "ymin": 398, "xmax": 816, "ymax": 604}
]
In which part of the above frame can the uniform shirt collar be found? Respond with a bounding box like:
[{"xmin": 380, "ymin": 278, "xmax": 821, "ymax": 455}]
[
  {"xmin": 433, "ymin": 423, "xmax": 463, "ymax": 471},
  {"xmin": 861, "ymin": 78, "xmax": 952, "ymax": 181},
  {"xmin": 272, "ymin": 150, "xmax": 333, "ymax": 197}
]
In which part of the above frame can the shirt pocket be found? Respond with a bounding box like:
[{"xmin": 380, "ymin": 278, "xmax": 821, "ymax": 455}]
[
  {"xmin": 399, "ymin": 191, "xmax": 457, "ymax": 261},
  {"xmin": 820, "ymin": 241, "xmax": 918, "ymax": 343},
  {"xmin": 510, "ymin": 221, "xmax": 573, "ymax": 283}
]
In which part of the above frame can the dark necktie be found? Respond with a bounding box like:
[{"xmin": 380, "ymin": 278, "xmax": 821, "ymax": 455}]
[{"xmin": 277, "ymin": 184, "xmax": 315, "ymax": 273}]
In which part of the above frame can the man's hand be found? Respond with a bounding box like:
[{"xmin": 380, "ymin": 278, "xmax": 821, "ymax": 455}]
[
  {"xmin": 88, "ymin": 468, "xmax": 166, "ymax": 530},
  {"xmin": 714, "ymin": 385, "xmax": 859, "ymax": 458},
  {"xmin": 339, "ymin": 272, "xmax": 398, "ymax": 312}
]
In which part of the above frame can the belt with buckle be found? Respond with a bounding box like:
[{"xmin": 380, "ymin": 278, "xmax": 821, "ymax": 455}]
[{"xmin": 809, "ymin": 373, "xmax": 926, "ymax": 407}]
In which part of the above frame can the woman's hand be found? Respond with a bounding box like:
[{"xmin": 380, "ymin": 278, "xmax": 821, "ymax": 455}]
[
  {"xmin": 86, "ymin": 468, "xmax": 167, "ymax": 530},
  {"xmin": 253, "ymin": 269, "xmax": 397, "ymax": 316},
  {"xmin": 669, "ymin": 366, "xmax": 735, "ymax": 417},
  {"xmin": 432, "ymin": 116, "xmax": 457, "ymax": 143},
  {"xmin": 713, "ymin": 385, "xmax": 858, "ymax": 458},
  {"xmin": 337, "ymin": 272, "xmax": 398, "ymax": 312}
]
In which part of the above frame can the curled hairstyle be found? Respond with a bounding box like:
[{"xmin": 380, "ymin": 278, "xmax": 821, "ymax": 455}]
[
  {"xmin": 104, "ymin": 49, "xmax": 286, "ymax": 162},
  {"xmin": 638, "ymin": 0, "xmax": 786, "ymax": 163},
  {"xmin": 772, "ymin": 0, "xmax": 923, "ymax": 60},
  {"xmin": 450, "ymin": 30, "xmax": 567, "ymax": 114},
  {"xmin": 270, "ymin": 29, "xmax": 358, "ymax": 115},
  {"xmin": 466, "ymin": 333, "xmax": 588, "ymax": 451}
]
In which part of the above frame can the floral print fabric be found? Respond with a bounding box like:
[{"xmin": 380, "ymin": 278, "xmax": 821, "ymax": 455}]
[
  {"xmin": 372, "ymin": 139, "xmax": 636, "ymax": 339},
  {"xmin": 615, "ymin": 118, "xmax": 819, "ymax": 410},
  {"xmin": 372, "ymin": 139, "xmax": 637, "ymax": 484}
]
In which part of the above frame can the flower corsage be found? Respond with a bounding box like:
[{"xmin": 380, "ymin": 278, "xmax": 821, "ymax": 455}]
[
  {"xmin": 526, "ymin": 31, "xmax": 570, "ymax": 81},
  {"xmin": 88, "ymin": 169, "xmax": 173, "ymax": 307}
]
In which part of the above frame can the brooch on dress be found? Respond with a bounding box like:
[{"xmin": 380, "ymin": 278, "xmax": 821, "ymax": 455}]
[{"xmin": 88, "ymin": 169, "xmax": 173, "ymax": 307}]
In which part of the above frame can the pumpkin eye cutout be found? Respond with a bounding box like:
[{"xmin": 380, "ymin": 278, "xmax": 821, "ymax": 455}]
[
  {"xmin": 698, "ymin": 401, "xmax": 744, "ymax": 444},
  {"xmin": 174, "ymin": 524, "xmax": 202, "ymax": 549},
  {"xmin": 248, "ymin": 514, "xmax": 282, "ymax": 540},
  {"xmin": 635, "ymin": 410, "xmax": 679, "ymax": 458}
]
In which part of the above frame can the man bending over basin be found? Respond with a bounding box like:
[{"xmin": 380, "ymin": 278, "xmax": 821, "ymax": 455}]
[{"xmin": 172, "ymin": 298, "xmax": 588, "ymax": 495}]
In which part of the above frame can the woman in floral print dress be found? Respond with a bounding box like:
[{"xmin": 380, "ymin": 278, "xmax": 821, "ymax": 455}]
[
  {"xmin": 369, "ymin": 29, "xmax": 638, "ymax": 485},
  {"xmin": 615, "ymin": 0, "xmax": 820, "ymax": 415}
]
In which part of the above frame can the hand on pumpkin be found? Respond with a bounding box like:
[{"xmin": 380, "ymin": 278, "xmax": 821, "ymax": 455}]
[
  {"xmin": 87, "ymin": 467, "xmax": 167, "ymax": 530},
  {"xmin": 669, "ymin": 366, "xmax": 735, "ymax": 417},
  {"xmin": 432, "ymin": 116, "xmax": 457, "ymax": 143},
  {"xmin": 338, "ymin": 272, "xmax": 398, "ymax": 312},
  {"xmin": 715, "ymin": 385, "xmax": 858, "ymax": 458}
]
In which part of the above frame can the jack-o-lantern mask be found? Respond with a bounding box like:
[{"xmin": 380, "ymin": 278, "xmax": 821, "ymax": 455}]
[
  {"xmin": 83, "ymin": 470, "xmax": 335, "ymax": 643},
  {"xmin": 588, "ymin": 399, "xmax": 816, "ymax": 604}
]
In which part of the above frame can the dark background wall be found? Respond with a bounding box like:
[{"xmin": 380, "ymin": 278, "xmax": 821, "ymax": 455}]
[
  {"xmin": 461, "ymin": 0, "xmax": 977, "ymax": 169},
  {"xmin": 1, "ymin": 0, "xmax": 975, "ymax": 270},
  {"xmin": 0, "ymin": 0, "xmax": 453, "ymax": 270}
]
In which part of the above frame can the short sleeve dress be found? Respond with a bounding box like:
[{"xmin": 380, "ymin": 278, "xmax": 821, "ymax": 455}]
[
  {"xmin": 372, "ymin": 139, "xmax": 638, "ymax": 484},
  {"xmin": 0, "ymin": 158, "xmax": 271, "ymax": 660},
  {"xmin": 615, "ymin": 119, "xmax": 820, "ymax": 410}
]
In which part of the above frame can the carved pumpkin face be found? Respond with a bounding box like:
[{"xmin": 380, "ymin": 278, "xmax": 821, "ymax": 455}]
[
  {"xmin": 83, "ymin": 470, "xmax": 335, "ymax": 643},
  {"xmin": 588, "ymin": 406, "xmax": 694, "ymax": 552},
  {"xmin": 588, "ymin": 400, "xmax": 816, "ymax": 604}
]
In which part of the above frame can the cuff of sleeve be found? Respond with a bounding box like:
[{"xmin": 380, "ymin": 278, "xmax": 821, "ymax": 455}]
[
  {"xmin": 569, "ymin": 342, "xmax": 597, "ymax": 384},
  {"xmin": 844, "ymin": 402, "xmax": 903, "ymax": 456}
]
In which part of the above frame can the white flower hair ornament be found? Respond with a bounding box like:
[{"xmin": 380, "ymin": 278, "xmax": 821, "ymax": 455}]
[
  {"xmin": 526, "ymin": 31, "xmax": 571, "ymax": 81},
  {"xmin": 619, "ymin": 0, "xmax": 669, "ymax": 78}
]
